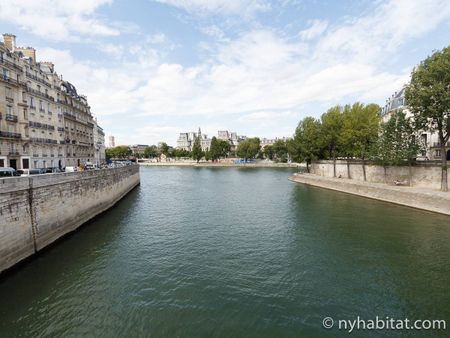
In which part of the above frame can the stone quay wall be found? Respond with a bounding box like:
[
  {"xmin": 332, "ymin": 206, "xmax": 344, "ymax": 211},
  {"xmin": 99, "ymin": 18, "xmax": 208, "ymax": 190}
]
[
  {"xmin": 289, "ymin": 174, "xmax": 450, "ymax": 216},
  {"xmin": 0, "ymin": 165, "xmax": 140, "ymax": 274},
  {"xmin": 310, "ymin": 160, "xmax": 447, "ymax": 190}
]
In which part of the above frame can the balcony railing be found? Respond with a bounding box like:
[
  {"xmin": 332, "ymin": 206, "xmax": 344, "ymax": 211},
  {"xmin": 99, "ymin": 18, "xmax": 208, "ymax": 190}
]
[
  {"xmin": 26, "ymin": 86, "xmax": 55, "ymax": 101},
  {"xmin": 8, "ymin": 151, "xmax": 19, "ymax": 156},
  {"xmin": 0, "ymin": 75, "xmax": 20, "ymax": 86},
  {"xmin": 5, "ymin": 114, "xmax": 18, "ymax": 122},
  {"xmin": 25, "ymin": 72, "xmax": 51, "ymax": 87},
  {"xmin": 0, "ymin": 131, "xmax": 21, "ymax": 138},
  {"xmin": 30, "ymin": 137, "xmax": 58, "ymax": 144},
  {"xmin": 0, "ymin": 57, "xmax": 23, "ymax": 71}
]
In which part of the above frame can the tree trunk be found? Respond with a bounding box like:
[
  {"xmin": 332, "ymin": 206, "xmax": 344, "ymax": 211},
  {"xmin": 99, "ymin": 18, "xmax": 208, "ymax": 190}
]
[
  {"xmin": 362, "ymin": 157, "xmax": 367, "ymax": 181},
  {"xmin": 384, "ymin": 166, "xmax": 387, "ymax": 184},
  {"xmin": 441, "ymin": 144, "xmax": 448, "ymax": 192},
  {"xmin": 347, "ymin": 159, "xmax": 351, "ymax": 179},
  {"xmin": 306, "ymin": 160, "xmax": 310, "ymax": 173}
]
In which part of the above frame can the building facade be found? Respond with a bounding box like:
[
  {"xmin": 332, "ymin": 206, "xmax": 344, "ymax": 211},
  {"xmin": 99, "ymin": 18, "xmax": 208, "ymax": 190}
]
[
  {"xmin": 130, "ymin": 144, "xmax": 149, "ymax": 157},
  {"xmin": 380, "ymin": 87, "xmax": 448, "ymax": 161},
  {"xmin": 0, "ymin": 34, "xmax": 105, "ymax": 169},
  {"xmin": 108, "ymin": 135, "xmax": 115, "ymax": 148},
  {"xmin": 93, "ymin": 119, "xmax": 106, "ymax": 166},
  {"xmin": 176, "ymin": 128, "xmax": 211, "ymax": 152}
]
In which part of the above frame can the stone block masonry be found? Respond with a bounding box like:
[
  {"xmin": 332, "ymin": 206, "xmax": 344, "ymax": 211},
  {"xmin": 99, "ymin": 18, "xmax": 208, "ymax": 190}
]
[
  {"xmin": 0, "ymin": 165, "xmax": 140, "ymax": 274},
  {"xmin": 289, "ymin": 174, "xmax": 450, "ymax": 216}
]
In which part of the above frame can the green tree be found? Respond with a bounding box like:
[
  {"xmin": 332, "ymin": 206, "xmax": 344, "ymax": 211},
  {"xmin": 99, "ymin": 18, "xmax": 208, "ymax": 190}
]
[
  {"xmin": 143, "ymin": 145, "xmax": 159, "ymax": 158},
  {"xmin": 272, "ymin": 140, "xmax": 289, "ymax": 162},
  {"xmin": 405, "ymin": 46, "xmax": 450, "ymax": 191},
  {"xmin": 209, "ymin": 137, "xmax": 231, "ymax": 161},
  {"xmin": 105, "ymin": 145, "xmax": 132, "ymax": 160},
  {"xmin": 376, "ymin": 110, "xmax": 423, "ymax": 184},
  {"xmin": 173, "ymin": 148, "xmax": 191, "ymax": 158},
  {"xmin": 191, "ymin": 135, "xmax": 204, "ymax": 163},
  {"xmin": 158, "ymin": 142, "xmax": 170, "ymax": 157},
  {"xmin": 263, "ymin": 145, "xmax": 275, "ymax": 160},
  {"xmin": 340, "ymin": 103, "xmax": 380, "ymax": 181},
  {"xmin": 288, "ymin": 117, "xmax": 322, "ymax": 172},
  {"xmin": 237, "ymin": 138, "xmax": 261, "ymax": 161},
  {"xmin": 321, "ymin": 105, "xmax": 344, "ymax": 177}
]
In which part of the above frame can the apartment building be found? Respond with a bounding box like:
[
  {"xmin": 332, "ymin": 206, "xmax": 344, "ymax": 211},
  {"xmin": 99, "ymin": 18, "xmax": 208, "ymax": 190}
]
[
  {"xmin": 0, "ymin": 34, "xmax": 105, "ymax": 169},
  {"xmin": 380, "ymin": 87, "xmax": 449, "ymax": 161}
]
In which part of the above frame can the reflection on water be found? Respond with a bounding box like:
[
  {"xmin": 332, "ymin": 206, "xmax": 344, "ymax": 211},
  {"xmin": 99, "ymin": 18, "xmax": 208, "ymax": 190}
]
[{"xmin": 0, "ymin": 167, "xmax": 449, "ymax": 337}]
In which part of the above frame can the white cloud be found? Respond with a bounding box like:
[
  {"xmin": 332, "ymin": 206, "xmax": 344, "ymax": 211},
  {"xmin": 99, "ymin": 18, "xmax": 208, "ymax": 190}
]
[
  {"xmin": 16, "ymin": 0, "xmax": 450, "ymax": 145},
  {"xmin": 299, "ymin": 20, "xmax": 328, "ymax": 41},
  {"xmin": 0, "ymin": 0, "xmax": 118, "ymax": 41},
  {"xmin": 316, "ymin": 0, "xmax": 450, "ymax": 63},
  {"xmin": 154, "ymin": 0, "xmax": 271, "ymax": 16}
]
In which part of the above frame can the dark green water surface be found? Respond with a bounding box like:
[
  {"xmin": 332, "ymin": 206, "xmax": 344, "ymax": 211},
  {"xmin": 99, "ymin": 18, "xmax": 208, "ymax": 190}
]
[{"xmin": 0, "ymin": 167, "xmax": 449, "ymax": 337}]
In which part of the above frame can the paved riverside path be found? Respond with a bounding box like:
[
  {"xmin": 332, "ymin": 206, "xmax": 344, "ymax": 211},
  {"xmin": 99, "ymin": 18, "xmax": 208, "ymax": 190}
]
[{"xmin": 289, "ymin": 173, "xmax": 450, "ymax": 216}]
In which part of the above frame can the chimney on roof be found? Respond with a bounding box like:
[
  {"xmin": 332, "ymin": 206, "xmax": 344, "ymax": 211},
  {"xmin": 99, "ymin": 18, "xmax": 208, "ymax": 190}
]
[
  {"xmin": 21, "ymin": 47, "xmax": 36, "ymax": 64},
  {"xmin": 3, "ymin": 33, "xmax": 16, "ymax": 51}
]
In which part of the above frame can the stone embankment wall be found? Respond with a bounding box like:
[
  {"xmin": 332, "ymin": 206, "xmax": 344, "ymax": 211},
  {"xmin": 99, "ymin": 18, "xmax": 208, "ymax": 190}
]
[
  {"xmin": 0, "ymin": 165, "xmax": 140, "ymax": 274},
  {"xmin": 310, "ymin": 160, "xmax": 447, "ymax": 190},
  {"xmin": 289, "ymin": 174, "xmax": 450, "ymax": 216}
]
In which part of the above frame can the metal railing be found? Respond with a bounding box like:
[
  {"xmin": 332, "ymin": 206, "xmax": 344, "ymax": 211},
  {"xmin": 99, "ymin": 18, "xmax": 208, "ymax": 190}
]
[
  {"xmin": 0, "ymin": 131, "xmax": 21, "ymax": 138},
  {"xmin": 25, "ymin": 72, "xmax": 51, "ymax": 87}
]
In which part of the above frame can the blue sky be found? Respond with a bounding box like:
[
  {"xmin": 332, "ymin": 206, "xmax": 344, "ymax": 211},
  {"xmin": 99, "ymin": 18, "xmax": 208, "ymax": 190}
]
[{"xmin": 1, "ymin": 0, "xmax": 449, "ymax": 146}]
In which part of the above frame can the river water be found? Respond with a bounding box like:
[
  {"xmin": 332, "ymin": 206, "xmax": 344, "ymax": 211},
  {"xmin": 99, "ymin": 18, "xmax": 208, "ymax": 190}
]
[{"xmin": 0, "ymin": 167, "xmax": 449, "ymax": 337}]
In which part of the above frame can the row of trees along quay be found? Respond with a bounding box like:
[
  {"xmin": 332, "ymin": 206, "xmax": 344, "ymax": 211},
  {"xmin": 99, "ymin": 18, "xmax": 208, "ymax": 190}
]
[
  {"xmin": 107, "ymin": 46, "xmax": 449, "ymax": 192},
  {"xmin": 289, "ymin": 45, "xmax": 450, "ymax": 192}
]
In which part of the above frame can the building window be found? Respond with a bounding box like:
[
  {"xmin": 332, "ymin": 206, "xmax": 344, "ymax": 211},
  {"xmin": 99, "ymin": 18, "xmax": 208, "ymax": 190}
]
[{"xmin": 5, "ymin": 87, "xmax": 12, "ymax": 99}]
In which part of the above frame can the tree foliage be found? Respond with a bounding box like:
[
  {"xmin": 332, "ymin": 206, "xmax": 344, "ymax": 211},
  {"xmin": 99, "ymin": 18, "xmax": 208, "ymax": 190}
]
[
  {"xmin": 158, "ymin": 142, "xmax": 170, "ymax": 156},
  {"xmin": 105, "ymin": 145, "xmax": 132, "ymax": 160},
  {"xmin": 376, "ymin": 110, "xmax": 423, "ymax": 166},
  {"xmin": 340, "ymin": 103, "xmax": 380, "ymax": 160},
  {"xmin": 209, "ymin": 137, "xmax": 231, "ymax": 160},
  {"xmin": 272, "ymin": 140, "xmax": 289, "ymax": 162},
  {"xmin": 191, "ymin": 135, "xmax": 204, "ymax": 163},
  {"xmin": 288, "ymin": 117, "xmax": 322, "ymax": 171},
  {"xmin": 237, "ymin": 138, "xmax": 261, "ymax": 160},
  {"xmin": 143, "ymin": 145, "xmax": 159, "ymax": 158},
  {"xmin": 405, "ymin": 46, "xmax": 450, "ymax": 191}
]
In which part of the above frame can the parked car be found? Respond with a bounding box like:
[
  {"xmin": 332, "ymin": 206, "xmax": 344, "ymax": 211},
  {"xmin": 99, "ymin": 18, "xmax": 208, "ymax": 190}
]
[
  {"xmin": 36, "ymin": 168, "xmax": 49, "ymax": 174},
  {"xmin": 16, "ymin": 169, "xmax": 42, "ymax": 176},
  {"xmin": 0, "ymin": 167, "xmax": 21, "ymax": 177}
]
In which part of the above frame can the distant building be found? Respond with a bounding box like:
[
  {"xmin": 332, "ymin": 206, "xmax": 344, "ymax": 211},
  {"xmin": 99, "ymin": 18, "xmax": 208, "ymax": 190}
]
[
  {"xmin": 217, "ymin": 130, "xmax": 246, "ymax": 151},
  {"xmin": 176, "ymin": 127, "xmax": 211, "ymax": 151},
  {"xmin": 380, "ymin": 87, "xmax": 448, "ymax": 161},
  {"xmin": 93, "ymin": 119, "xmax": 106, "ymax": 166},
  {"xmin": 108, "ymin": 135, "xmax": 115, "ymax": 148},
  {"xmin": 261, "ymin": 137, "xmax": 291, "ymax": 149},
  {"xmin": 130, "ymin": 144, "xmax": 149, "ymax": 157}
]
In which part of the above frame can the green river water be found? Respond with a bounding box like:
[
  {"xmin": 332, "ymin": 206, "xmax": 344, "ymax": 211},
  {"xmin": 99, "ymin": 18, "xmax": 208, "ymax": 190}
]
[{"xmin": 0, "ymin": 167, "xmax": 449, "ymax": 337}]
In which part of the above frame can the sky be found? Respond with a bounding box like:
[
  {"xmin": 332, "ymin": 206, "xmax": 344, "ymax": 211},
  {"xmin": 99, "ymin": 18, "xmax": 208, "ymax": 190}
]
[{"xmin": 0, "ymin": 0, "xmax": 449, "ymax": 146}]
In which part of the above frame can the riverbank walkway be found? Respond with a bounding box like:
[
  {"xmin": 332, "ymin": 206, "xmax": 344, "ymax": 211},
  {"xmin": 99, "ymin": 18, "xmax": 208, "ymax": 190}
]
[{"xmin": 289, "ymin": 173, "xmax": 450, "ymax": 216}]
